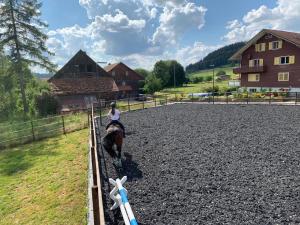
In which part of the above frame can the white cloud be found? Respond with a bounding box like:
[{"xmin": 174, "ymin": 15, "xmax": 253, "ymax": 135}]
[
  {"xmin": 224, "ymin": 0, "xmax": 300, "ymax": 43},
  {"xmin": 47, "ymin": 0, "xmax": 211, "ymax": 70},
  {"xmin": 152, "ymin": 3, "xmax": 207, "ymax": 46}
]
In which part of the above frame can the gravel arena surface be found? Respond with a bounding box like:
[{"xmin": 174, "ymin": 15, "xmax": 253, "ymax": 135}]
[{"xmin": 97, "ymin": 104, "xmax": 300, "ymax": 225}]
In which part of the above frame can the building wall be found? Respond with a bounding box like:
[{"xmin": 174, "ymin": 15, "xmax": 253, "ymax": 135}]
[
  {"xmin": 240, "ymin": 34, "xmax": 300, "ymax": 89},
  {"xmin": 108, "ymin": 63, "xmax": 143, "ymax": 94}
]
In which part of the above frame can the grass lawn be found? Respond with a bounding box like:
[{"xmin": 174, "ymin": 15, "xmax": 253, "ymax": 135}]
[
  {"xmin": 157, "ymin": 66, "xmax": 237, "ymax": 95},
  {"xmin": 0, "ymin": 129, "xmax": 88, "ymax": 225},
  {"xmin": 188, "ymin": 65, "xmax": 235, "ymax": 79}
]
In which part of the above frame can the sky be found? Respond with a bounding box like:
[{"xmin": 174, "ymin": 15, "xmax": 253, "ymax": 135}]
[{"xmin": 41, "ymin": 0, "xmax": 300, "ymax": 70}]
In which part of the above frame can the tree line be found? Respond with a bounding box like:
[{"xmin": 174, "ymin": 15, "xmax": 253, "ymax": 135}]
[
  {"xmin": 135, "ymin": 60, "xmax": 186, "ymax": 94},
  {"xmin": 186, "ymin": 42, "xmax": 245, "ymax": 74}
]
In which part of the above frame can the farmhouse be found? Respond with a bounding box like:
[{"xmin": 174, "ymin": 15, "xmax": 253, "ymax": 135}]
[
  {"xmin": 231, "ymin": 29, "xmax": 300, "ymax": 92},
  {"xmin": 104, "ymin": 62, "xmax": 144, "ymax": 98},
  {"xmin": 49, "ymin": 50, "xmax": 119, "ymax": 112}
]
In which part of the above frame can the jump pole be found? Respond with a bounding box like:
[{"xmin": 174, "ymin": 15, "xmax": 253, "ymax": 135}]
[{"xmin": 109, "ymin": 176, "xmax": 138, "ymax": 225}]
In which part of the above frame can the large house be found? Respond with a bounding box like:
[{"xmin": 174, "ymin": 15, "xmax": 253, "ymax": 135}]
[
  {"xmin": 49, "ymin": 50, "xmax": 119, "ymax": 112},
  {"xmin": 231, "ymin": 29, "xmax": 300, "ymax": 92},
  {"xmin": 104, "ymin": 62, "xmax": 144, "ymax": 98}
]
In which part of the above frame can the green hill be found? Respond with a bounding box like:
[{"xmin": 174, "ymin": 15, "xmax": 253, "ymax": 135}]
[{"xmin": 186, "ymin": 42, "xmax": 245, "ymax": 73}]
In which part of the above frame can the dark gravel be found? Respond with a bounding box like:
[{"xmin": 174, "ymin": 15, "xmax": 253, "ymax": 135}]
[{"xmin": 97, "ymin": 104, "xmax": 300, "ymax": 225}]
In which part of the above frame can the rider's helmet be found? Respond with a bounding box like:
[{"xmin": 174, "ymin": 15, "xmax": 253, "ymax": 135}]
[{"xmin": 110, "ymin": 102, "xmax": 116, "ymax": 108}]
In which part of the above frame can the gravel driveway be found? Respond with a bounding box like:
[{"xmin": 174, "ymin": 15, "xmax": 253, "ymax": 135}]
[{"xmin": 98, "ymin": 104, "xmax": 300, "ymax": 225}]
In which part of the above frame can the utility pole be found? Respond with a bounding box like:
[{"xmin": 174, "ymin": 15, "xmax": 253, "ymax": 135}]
[
  {"xmin": 173, "ymin": 63, "xmax": 176, "ymax": 88},
  {"xmin": 210, "ymin": 64, "xmax": 215, "ymax": 104}
]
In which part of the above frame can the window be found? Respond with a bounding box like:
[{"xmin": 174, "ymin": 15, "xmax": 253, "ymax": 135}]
[
  {"xmin": 249, "ymin": 88, "xmax": 257, "ymax": 93},
  {"xmin": 249, "ymin": 59, "xmax": 263, "ymax": 67},
  {"xmin": 255, "ymin": 43, "xmax": 266, "ymax": 52},
  {"xmin": 112, "ymin": 71, "xmax": 116, "ymax": 76},
  {"xmin": 122, "ymin": 81, "xmax": 126, "ymax": 86},
  {"xmin": 278, "ymin": 72, "xmax": 289, "ymax": 81},
  {"xmin": 87, "ymin": 64, "xmax": 93, "ymax": 72},
  {"xmin": 269, "ymin": 40, "xmax": 282, "ymax": 50},
  {"xmin": 126, "ymin": 71, "xmax": 129, "ymax": 76},
  {"xmin": 274, "ymin": 56, "xmax": 295, "ymax": 65},
  {"xmin": 248, "ymin": 74, "xmax": 260, "ymax": 82},
  {"xmin": 280, "ymin": 56, "xmax": 289, "ymax": 65}
]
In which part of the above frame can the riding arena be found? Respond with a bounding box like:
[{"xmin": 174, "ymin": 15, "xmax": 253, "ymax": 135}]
[{"xmin": 89, "ymin": 103, "xmax": 300, "ymax": 225}]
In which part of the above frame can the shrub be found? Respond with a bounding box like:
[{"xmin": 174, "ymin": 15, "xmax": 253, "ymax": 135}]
[
  {"xmin": 216, "ymin": 70, "xmax": 226, "ymax": 76},
  {"xmin": 203, "ymin": 85, "xmax": 219, "ymax": 94},
  {"xmin": 204, "ymin": 75, "xmax": 212, "ymax": 82},
  {"xmin": 190, "ymin": 76, "xmax": 204, "ymax": 83}
]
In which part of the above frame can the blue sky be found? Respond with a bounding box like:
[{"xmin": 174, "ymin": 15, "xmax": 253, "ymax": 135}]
[{"xmin": 41, "ymin": 0, "xmax": 300, "ymax": 69}]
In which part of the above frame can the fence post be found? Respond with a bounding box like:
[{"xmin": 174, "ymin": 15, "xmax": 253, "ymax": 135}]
[
  {"xmin": 191, "ymin": 93, "xmax": 194, "ymax": 103},
  {"xmin": 295, "ymin": 92, "xmax": 298, "ymax": 105},
  {"xmin": 269, "ymin": 93, "xmax": 271, "ymax": 105},
  {"xmin": 165, "ymin": 95, "xmax": 168, "ymax": 105},
  {"xmin": 99, "ymin": 102, "xmax": 103, "ymax": 126},
  {"xmin": 31, "ymin": 121, "xmax": 35, "ymax": 141},
  {"xmin": 142, "ymin": 97, "xmax": 145, "ymax": 109},
  {"xmin": 61, "ymin": 115, "xmax": 66, "ymax": 134},
  {"xmin": 213, "ymin": 92, "xmax": 215, "ymax": 104},
  {"xmin": 154, "ymin": 96, "xmax": 157, "ymax": 107},
  {"xmin": 247, "ymin": 91, "xmax": 249, "ymax": 104},
  {"xmin": 226, "ymin": 92, "xmax": 229, "ymax": 104},
  {"xmin": 128, "ymin": 96, "xmax": 130, "ymax": 111}
]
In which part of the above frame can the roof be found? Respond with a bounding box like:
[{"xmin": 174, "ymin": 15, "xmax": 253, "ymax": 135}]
[
  {"xmin": 104, "ymin": 62, "xmax": 144, "ymax": 80},
  {"xmin": 49, "ymin": 50, "xmax": 110, "ymax": 80},
  {"xmin": 230, "ymin": 29, "xmax": 300, "ymax": 60},
  {"xmin": 117, "ymin": 85, "xmax": 133, "ymax": 91},
  {"xmin": 50, "ymin": 77, "xmax": 119, "ymax": 95}
]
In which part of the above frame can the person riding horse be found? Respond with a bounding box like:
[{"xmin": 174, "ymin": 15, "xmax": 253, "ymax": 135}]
[{"xmin": 106, "ymin": 102, "xmax": 125, "ymax": 138}]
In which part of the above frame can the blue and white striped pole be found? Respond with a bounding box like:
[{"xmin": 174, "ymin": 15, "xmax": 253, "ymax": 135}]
[{"xmin": 109, "ymin": 176, "xmax": 138, "ymax": 225}]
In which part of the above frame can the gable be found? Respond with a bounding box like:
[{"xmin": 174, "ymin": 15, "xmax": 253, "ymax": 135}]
[
  {"xmin": 49, "ymin": 50, "xmax": 110, "ymax": 80},
  {"xmin": 230, "ymin": 29, "xmax": 300, "ymax": 60}
]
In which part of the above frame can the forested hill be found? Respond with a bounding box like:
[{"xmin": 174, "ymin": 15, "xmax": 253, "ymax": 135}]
[{"xmin": 186, "ymin": 42, "xmax": 246, "ymax": 73}]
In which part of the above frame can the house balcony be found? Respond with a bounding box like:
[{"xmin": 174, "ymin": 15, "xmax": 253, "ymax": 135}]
[{"xmin": 233, "ymin": 65, "xmax": 266, "ymax": 74}]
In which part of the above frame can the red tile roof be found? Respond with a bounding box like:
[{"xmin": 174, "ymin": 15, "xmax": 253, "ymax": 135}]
[{"xmin": 50, "ymin": 77, "xmax": 119, "ymax": 95}]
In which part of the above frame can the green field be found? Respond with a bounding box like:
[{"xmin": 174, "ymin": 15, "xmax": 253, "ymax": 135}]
[
  {"xmin": 157, "ymin": 66, "xmax": 236, "ymax": 95},
  {"xmin": 0, "ymin": 129, "xmax": 88, "ymax": 225}
]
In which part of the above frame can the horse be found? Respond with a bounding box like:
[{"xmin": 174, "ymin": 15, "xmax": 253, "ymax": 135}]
[{"xmin": 102, "ymin": 124, "xmax": 124, "ymax": 168}]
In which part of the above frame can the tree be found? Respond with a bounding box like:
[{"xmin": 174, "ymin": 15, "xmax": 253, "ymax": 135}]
[
  {"xmin": 153, "ymin": 60, "xmax": 170, "ymax": 87},
  {"xmin": 144, "ymin": 74, "xmax": 162, "ymax": 94},
  {"xmin": 153, "ymin": 60, "xmax": 186, "ymax": 88},
  {"xmin": 134, "ymin": 68, "xmax": 150, "ymax": 78},
  {"xmin": 0, "ymin": 0, "xmax": 56, "ymax": 117},
  {"xmin": 167, "ymin": 60, "xmax": 186, "ymax": 87}
]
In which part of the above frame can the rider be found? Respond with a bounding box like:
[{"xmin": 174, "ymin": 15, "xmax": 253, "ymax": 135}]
[{"xmin": 106, "ymin": 102, "xmax": 125, "ymax": 137}]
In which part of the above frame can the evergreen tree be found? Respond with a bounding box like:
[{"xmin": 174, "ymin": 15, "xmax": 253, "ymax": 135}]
[{"xmin": 0, "ymin": 0, "xmax": 56, "ymax": 117}]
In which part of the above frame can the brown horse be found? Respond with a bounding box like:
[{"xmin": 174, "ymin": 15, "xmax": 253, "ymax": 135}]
[{"xmin": 102, "ymin": 124, "xmax": 124, "ymax": 167}]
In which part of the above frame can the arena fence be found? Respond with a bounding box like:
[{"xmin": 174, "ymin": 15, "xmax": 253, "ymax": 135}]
[{"xmin": 88, "ymin": 104, "xmax": 105, "ymax": 225}]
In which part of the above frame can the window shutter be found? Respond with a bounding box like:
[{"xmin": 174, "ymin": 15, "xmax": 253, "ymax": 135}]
[
  {"xmin": 261, "ymin": 43, "xmax": 266, "ymax": 51},
  {"xmin": 269, "ymin": 42, "xmax": 273, "ymax": 50},
  {"xmin": 255, "ymin": 44, "xmax": 259, "ymax": 52},
  {"xmin": 259, "ymin": 59, "xmax": 264, "ymax": 66},
  {"xmin": 289, "ymin": 55, "xmax": 295, "ymax": 64},
  {"xmin": 278, "ymin": 40, "xmax": 283, "ymax": 49},
  {"xmin": 274, "ymin": 57, "xmax": 280, "ymax": 65},
  {"xmin": 249, "ymin": 60, "xmax": 254, "ymax": 67}
]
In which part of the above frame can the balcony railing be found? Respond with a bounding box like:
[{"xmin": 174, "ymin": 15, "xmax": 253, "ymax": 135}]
[{"xmin": 233, "ymin": 65, "xmax": 266, "ymax": 74}]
